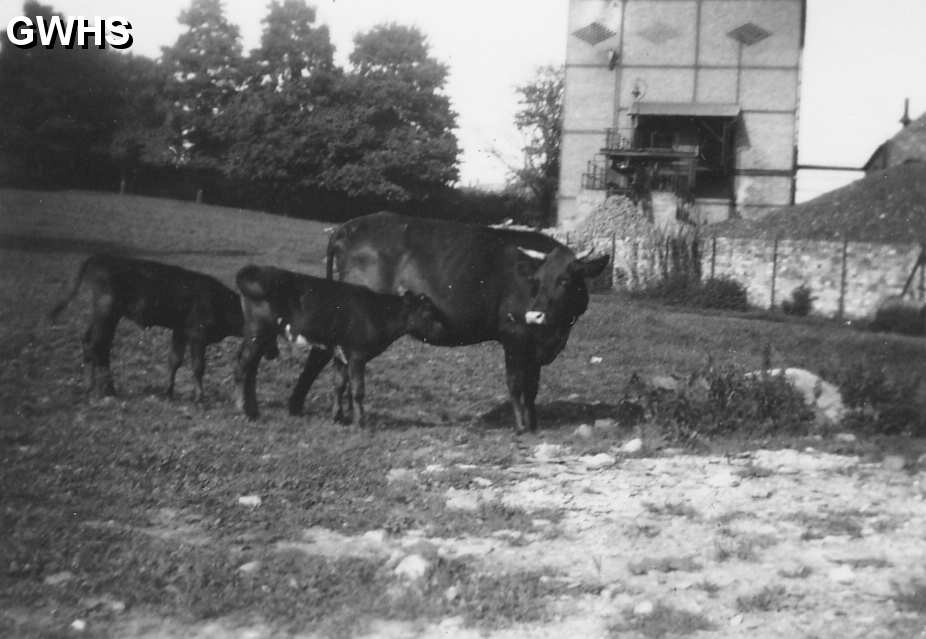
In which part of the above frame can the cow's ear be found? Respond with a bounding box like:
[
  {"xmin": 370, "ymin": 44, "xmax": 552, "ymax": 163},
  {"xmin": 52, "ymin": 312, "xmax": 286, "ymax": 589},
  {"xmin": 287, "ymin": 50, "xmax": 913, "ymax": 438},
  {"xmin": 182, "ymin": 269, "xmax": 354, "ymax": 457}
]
[{"xmin": 572, "ymin": 255, "xmax": 610, "ymax": 279}]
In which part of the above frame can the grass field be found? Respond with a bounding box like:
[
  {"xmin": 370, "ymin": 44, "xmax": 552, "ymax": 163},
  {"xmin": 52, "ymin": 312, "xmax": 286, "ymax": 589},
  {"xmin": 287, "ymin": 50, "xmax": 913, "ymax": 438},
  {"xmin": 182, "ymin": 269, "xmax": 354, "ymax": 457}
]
[{"xmin": 2, "ymin": 188, "xmax": 926, "ymax": 637}]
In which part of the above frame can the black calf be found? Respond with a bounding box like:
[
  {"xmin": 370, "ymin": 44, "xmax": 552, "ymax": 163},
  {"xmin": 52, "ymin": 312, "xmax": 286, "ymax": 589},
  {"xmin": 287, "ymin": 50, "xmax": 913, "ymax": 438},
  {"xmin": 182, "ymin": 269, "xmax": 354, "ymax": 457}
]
[
  {"xmin": 234, "ymin": 264, "xmax": 440, "ymax": 426},
  {"xmin": 49, "ymin": 254, "xmax": 247, "ymax": 399}
]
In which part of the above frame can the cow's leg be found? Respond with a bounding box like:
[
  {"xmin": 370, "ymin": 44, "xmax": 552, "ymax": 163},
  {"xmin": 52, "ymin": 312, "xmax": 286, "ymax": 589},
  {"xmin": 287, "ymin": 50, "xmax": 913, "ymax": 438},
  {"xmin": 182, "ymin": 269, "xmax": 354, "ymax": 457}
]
[
  {"xmin": 331, "ymin": 355, "xmax": 349, "ymax": 423},
  {"xmin": 86, "ymin": 302, "xmax": 118, "ymax": 398},
  {"xmin": 523, "ymin": 361, "xmax": 541, "ymax": 433},
  {"xmin": 288, "ymin": 347, "xmax": 333, "ymax": 416},
  {"xmin": 348, "ymin": 354, "xmax": 367, "ymax": 428},
  {"xmin": 235, "ymin": 333, "xmax": 269, "ymax": 419},
  {"xmin": 503, "ymin": 343, "xmax": 528, "ymax": 434},
  {"xmin": 166, "ymin": 329, "xmax": 185, "ymax": 399},
  {"xmin": 188, "ymin": 332, "xmax": 207, "ymax": 402}
]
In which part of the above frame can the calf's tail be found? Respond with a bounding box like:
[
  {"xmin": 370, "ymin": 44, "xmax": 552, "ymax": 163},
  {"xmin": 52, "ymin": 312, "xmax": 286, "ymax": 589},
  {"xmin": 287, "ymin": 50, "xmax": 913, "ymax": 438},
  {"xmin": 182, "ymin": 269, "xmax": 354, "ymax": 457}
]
[{"xmin": 48, "ymin": 257, "xmax": 92, "ymax": 324}]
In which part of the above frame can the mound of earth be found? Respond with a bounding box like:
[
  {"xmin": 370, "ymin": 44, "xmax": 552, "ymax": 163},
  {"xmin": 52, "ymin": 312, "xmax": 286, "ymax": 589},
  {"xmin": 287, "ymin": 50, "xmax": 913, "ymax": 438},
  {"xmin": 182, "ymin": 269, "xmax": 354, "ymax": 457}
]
[{"xmin": 712, "ymin": 161, "xmax": 926, "ymax": 242}]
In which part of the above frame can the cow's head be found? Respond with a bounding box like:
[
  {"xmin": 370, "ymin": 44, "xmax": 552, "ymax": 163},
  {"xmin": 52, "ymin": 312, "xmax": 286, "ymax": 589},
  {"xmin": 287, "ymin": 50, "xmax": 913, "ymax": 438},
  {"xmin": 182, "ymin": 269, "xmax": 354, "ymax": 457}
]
[{"xmin": 519, "ymin": 246, "xmax": 609, "ymax": 327}]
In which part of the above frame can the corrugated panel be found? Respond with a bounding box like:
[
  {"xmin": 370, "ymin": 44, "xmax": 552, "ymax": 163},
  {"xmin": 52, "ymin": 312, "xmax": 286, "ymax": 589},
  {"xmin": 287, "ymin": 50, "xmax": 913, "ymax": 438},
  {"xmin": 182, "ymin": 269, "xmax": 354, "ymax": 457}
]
[{"xmin": 630, "ymin": 102, "xmax": 741, "ymax": 118}]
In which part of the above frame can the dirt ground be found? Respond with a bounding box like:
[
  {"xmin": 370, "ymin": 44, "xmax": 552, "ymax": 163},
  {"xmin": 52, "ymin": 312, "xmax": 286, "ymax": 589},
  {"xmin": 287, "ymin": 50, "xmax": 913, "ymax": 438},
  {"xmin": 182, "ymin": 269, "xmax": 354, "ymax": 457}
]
[{"xmin": 51, "ymin": 443, "xmax": 920, "ymax": 639}]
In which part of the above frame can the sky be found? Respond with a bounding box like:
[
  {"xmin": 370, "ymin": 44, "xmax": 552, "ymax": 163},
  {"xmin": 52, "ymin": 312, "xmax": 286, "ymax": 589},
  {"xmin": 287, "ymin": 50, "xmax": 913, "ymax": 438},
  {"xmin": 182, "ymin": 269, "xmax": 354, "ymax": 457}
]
[{"xmin": 2, "ymin": 0, "xmax": 925, "ymax": 201}]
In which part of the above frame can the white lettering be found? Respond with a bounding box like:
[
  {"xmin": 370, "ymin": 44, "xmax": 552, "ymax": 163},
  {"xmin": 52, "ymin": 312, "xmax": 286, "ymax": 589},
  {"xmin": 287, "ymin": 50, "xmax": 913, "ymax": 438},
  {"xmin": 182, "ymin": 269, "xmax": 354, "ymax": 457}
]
[
  {"xmin": 36, "ymin": 15, "xmax": 74, "ymax": 48},
  {"xmin": 6, "ymin": 17, "xmax": 33, "ymax": 47}
]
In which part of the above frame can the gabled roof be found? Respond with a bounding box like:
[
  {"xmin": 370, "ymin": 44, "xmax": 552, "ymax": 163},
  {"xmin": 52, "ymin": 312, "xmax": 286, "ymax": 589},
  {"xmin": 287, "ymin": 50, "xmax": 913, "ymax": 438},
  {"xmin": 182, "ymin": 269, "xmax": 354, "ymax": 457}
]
[
  {"xmin": 711, "ymin": 161, "xmax": 926, "ymax": 243},
  {"xmin": 863, "ymin": 111, "xmax": 926, "ymax": 171}
]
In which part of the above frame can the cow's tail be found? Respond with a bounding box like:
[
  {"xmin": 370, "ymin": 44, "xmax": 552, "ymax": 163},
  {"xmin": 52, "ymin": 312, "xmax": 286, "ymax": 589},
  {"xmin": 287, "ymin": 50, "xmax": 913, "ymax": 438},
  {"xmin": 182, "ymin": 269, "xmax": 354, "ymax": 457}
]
[
  {"xmin": 326, "ymin": 225, "xmax": 346, "ymax": 281},
  {"xmin": 48, "ymin": 257, "xmax": 92, "ymax": 324}
]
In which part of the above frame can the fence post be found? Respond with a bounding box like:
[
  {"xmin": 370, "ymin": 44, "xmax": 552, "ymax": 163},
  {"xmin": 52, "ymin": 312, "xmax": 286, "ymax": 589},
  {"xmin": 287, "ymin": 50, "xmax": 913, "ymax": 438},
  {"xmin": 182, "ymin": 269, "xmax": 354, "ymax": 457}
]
[
  {"xmin": 837, "ymin": 239, "xmax": 849, "ymax": 320},
  {"xmin": 769, "ymin": 237, "xmax": 779, "ymax": 310},
  {"xmin": 710, "ymin": 236, "xmax": 717, "ymax": 279},
  {"xmin": 611, "ymin": 233, "xmax": 617, "ymax": 291}
]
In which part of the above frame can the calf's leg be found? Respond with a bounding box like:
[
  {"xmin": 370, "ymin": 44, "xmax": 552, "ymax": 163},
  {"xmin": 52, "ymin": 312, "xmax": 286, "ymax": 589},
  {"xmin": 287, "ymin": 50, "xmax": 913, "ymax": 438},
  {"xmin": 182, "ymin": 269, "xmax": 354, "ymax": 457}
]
[
  {"xmin": 85, "ymin": 302, "xmax": 118, "ymax": 398},
  {"xmin": 188, "ymin": 332, "xmax": 207, "ymax": 402},
  {"xmin": 288, "ymin": 346, "xmax": 333, "ymax": 416},
  {"xmin": 523, "ymin": 361, "xmax": 541, "ymax": 433},
  {"xmin": 235, "ymin": 333, "xmax": 270, "ymax": 419},
  {"xmin": 331, "ymin": 355, "xmax": 350, "ymax": 423},
  {"xmin": 166, "ymin": 329, "xmax": 185, "ymax": 398},
  {"xmin": 348, "ymin": 354, "xmax": 367, "ymax": 428}
]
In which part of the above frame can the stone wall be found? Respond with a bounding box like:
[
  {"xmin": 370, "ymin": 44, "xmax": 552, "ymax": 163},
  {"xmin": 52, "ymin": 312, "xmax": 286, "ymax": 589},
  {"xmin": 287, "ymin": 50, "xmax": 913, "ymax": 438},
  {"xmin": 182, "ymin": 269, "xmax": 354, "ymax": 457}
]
[{"xmin": 560, "ymin": 230, "xmax": 923, "ymax": 320}]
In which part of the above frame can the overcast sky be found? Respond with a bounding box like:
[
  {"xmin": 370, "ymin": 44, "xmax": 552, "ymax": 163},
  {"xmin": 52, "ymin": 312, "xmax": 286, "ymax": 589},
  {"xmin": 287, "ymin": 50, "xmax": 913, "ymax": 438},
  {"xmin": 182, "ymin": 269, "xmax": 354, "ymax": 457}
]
[{"xmin": 3, "ymin": 0, "xmax": 925, "ymax": 202}]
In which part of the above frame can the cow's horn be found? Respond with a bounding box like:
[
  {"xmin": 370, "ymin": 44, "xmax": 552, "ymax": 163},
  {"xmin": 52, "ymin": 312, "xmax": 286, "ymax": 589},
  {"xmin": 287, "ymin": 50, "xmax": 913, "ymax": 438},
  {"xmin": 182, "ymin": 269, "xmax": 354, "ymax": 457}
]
[
  {"xmin": 576, "ymin": 247, "xmax": 594, "ymax": 260},
  {"xmin": 517, "ymin": 247, "xmax": 548, "ymax": 260}
]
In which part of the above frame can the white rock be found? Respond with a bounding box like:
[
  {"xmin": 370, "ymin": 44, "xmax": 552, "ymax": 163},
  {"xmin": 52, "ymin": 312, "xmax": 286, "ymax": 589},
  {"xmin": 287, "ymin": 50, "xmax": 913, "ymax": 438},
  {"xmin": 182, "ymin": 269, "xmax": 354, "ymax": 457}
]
[
  {"xmin": 444, "ymin": 585, "xmax": 460, "ymax": 602},
  {"xmin": 620, "ymin": 438, "xmax": 643, "ymax": 454},
  {"xmin": 237, "ymin": 561, "xmax": 261, "ymax": 574},
  {"xmin": 730, "ymin": 614, "xmax": 744, "ymax": 627},
  {"xmin": 444, "ymin": 487, "xmax": 479, "ymax": 511},
  {"xmin": 533, "ymin": 443, "xmax": 565, "ymax": 461},
  {"xmin": 883, "ymin": 455, "xmax": 906, "ymax": 471},
  {"xmin": 590, "ymin": 356, "xmax": 603, "ymax": 364},
  {"xmin": 633, "ymin": 600, "xmax": 655, "ymax": 616},
  {"xmin": 594, "ymin": 418, "xmax": 617, "ymax": 431},
  {"xmin": 71, "ymin": 620, "xmax": 87, "ymax": 632},
  {"xmin": 394, "ymin": 554, "xmax": 430, "ymax": 581},
  {"xmin": 472, "ymin": 476, "xmax": 494, "ymax": 488},
  {"xmin": 650, "ymin": 375, "xmax": 680, "ymax": 392},
  {"xmin": 386, "ymin": 468, "xmax": 416, "ymax": 483},
  {"xmin": 834, "ymin": 432, "xmax": 857, "ymax": 443},
  {"xmin": 237, "ymin": 495, "xmax": 262, "ymax": 507},
  {"xmin": 582, "ymin": 453, "xmax": 616, "ymax": 470},
  {"xmin": 828, "ymin": 565, "xmax": 855, "ymax": 584},
  {"xmin": 43, "ymin": 571, "xmax": 75, "ymax": 586},
  {"xmin": 574, "ymin": 423, "xmax": 594, "ymax": 440}
]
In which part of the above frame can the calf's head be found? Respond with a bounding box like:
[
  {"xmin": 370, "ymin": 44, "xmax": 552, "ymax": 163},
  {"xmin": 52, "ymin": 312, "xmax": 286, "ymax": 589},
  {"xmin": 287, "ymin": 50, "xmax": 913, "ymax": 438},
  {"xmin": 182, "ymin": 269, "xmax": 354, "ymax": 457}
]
[
  {"xmin": 520, "ymin": 246, "xmax": 609, "ymax": 327},
  {"xmin": 400, "ymin": 291, "xmax": 443, "ymax": 338}
]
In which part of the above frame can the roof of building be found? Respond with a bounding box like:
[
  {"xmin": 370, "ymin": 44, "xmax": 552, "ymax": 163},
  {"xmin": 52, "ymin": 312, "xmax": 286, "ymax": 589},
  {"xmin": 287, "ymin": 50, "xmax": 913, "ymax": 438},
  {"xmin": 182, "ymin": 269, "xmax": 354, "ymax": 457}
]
[
  {"xmin": 711, "ymin": 160, "xmax": 926, "ymax": 243},
  {"xmin": 863, "ymin": 111, "xmax": 926, "ymax": 171}
]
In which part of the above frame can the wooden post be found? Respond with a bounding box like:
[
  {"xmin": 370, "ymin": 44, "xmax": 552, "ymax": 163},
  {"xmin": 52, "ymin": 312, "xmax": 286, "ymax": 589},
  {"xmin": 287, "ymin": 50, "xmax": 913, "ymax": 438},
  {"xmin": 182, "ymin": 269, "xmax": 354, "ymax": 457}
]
[
  {"xmin": 611, "ymin": 233, "xmax": 617, "ymax": 290},
  {"xmin": 710, "ymin": 236, "xmax": 717, "ymax": 279},
  {"xmin": 196, "ymin": 188, "xmax": 203, "ymax": 204},
  {"xmin": 769, "ymin": 237, "xmax": 779, "ymax": 310},
  {"xmin": 900, "ymin": 248, "xmax": 925, "ymax": 298},
  {"xmin": 837, "ymin": 239, "xmax": 849, "ymax": 320}
]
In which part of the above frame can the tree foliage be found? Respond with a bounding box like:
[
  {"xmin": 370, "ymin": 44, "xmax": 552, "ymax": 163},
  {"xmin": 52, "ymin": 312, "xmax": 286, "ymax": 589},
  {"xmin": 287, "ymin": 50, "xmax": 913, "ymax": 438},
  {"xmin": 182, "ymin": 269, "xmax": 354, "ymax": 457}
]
[
  {"xmin": 160, "ymin": 0, "xmax": 244, "ymax": 168},
  {"xmin": 510, "ymin": 65, "xmax": 563, "ymax": 227}
]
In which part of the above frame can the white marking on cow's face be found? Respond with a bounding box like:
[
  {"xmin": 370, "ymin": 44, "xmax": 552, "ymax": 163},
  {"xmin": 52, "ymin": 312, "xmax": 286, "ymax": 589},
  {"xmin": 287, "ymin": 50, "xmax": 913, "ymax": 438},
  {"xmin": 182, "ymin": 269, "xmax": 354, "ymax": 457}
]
[
  {"xmin": 518, "ymin": 247, "xmax": 548, "ymax": 261},
  {"xmin": 525, "ymin": 311, "xmax": 546, "ymax": 325},
  {"xmin": 284, "ymin": 323, "xmax": 296, "ymax": 342},
  {"xmin": 295, "ymin": 335, "xmax": 309, "ymax": 346}
]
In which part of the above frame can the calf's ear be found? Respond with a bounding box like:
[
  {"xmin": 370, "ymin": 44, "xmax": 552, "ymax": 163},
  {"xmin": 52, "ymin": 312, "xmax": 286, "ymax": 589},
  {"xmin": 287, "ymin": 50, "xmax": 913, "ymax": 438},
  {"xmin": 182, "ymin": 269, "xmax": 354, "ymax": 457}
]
[{"xmin": 572, "ymin": 255, "xmax": 610, "ymax": 279}]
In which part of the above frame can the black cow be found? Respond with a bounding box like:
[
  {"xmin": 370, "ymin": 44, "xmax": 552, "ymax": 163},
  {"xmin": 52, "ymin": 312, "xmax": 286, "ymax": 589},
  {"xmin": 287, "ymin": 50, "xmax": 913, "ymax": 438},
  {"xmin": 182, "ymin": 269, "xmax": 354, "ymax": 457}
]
[
  {"xmin": 309, "ymin": 212, "xmax": 609, "ymax": 433},
  {"xmin": 48, "ymin": 254, "xmax": 250, "ymax": 399},
  {"xmin": 234, "ymin": 264, "xmax": 441, "ymax": 426}
]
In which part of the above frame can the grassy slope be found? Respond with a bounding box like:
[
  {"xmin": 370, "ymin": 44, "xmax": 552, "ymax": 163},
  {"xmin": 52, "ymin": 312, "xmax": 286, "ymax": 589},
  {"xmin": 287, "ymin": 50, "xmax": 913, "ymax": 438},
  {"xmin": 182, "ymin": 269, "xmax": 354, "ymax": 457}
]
[{"xmin": 2, "ymin": 188, "xmax": 926, "ymax": 637}]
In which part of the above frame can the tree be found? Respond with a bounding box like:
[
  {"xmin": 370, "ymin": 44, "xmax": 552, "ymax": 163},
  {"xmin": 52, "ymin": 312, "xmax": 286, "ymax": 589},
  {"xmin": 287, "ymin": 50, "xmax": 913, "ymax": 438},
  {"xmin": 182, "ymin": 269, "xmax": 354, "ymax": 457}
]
[
  {"xmin": 511, "ymin": 65, "xmax": 563, "ymax": 227},
  {"xmin": 0, "ymin": 1, "xmax": 125, "ymax": 186},
  {"xmin": 220, "ymin": 0, "xmax": 336, "ymax": 193},
  {"xmin": 160, "ymin": 0, "xmax": 244, "ymax": 169},
  {"xmin": 318, "ymin": 24, "xmax": 460, "ymax": 203}
]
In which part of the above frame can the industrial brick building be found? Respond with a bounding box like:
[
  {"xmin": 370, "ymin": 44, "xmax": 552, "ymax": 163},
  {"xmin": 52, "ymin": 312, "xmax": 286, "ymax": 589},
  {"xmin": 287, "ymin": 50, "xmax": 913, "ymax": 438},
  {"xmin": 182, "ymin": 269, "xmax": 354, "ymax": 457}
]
[{"xmin": 558, "ymin": 0, "xmax": 805, "ymax": 229}]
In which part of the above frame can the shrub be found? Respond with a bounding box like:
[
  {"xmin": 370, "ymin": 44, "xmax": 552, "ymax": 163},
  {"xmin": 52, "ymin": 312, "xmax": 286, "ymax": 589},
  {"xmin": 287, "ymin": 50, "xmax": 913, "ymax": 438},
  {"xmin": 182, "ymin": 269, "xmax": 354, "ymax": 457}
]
[
  {"xmin": 633, "ymin": 276, "xmax": 749, "ymax": 312},
  {"xmin": 781, "ymin": 285, "xmax": 815, "ymax": 317},
  {"xmin": 831, "ymin": 365, "xmax": 925, "ymax": 435},
  {"xmin": 625, "ymin": 364, "xmax": 814, "ymax": 443},
  {"xmin": 870, "ymin": 299, "xmax": 925, "ymax": 336}
]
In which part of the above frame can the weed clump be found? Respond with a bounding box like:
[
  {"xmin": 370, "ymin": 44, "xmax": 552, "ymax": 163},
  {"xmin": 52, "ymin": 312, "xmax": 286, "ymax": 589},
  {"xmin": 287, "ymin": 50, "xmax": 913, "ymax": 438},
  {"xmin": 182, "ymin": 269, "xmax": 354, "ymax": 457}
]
[
  {"xmin": 831, "ymin": 365, "xmax": 925, "ymax": 436},
  {"xmin": 622, "ymin": 363, "xmax": 814, "ymax": 444},
  {"xmin": 634, "ymin": 275, "xmax": 749, "ymax": 311},
  {"xmin": 781, "ymin": 285, "xmax": 815, "ymax": 316}
]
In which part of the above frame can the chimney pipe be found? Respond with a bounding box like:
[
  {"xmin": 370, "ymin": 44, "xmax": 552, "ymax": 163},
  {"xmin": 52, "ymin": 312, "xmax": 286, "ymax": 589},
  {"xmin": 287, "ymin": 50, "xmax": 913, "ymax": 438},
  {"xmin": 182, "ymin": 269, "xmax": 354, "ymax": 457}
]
[{"xmin": 900, "ymin": 98, "xmax": 912, "ymax": 128}]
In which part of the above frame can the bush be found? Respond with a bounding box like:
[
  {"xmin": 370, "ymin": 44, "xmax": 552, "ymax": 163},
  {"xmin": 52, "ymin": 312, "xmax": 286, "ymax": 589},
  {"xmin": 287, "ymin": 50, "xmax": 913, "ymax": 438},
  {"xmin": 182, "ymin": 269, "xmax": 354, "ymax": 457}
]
[
  {"xmin": 831, "ymin": 365, "xmax": 925, "ymax": 435},
  {"xmin": 781, "ymin": 285, "xmax": 815, "ymax": 317},
  {"xmin": 624, "ymin": 364, "xmax": 814, "ymax": 443},
  {"xmin": 870, "ymin": 299, "xmax": 925, "ymax": 336},
  {"xmin": 633, "ymin": 276, "xmax": 749, "ymax": 312}
]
